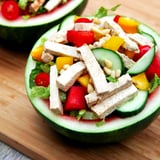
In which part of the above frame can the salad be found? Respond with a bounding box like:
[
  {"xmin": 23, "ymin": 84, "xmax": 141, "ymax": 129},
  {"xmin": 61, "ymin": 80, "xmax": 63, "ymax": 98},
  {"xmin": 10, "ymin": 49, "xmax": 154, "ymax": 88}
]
[
  {"xmin": 0, "ymin": 0, "xmax": 69, "ymax": 20},
  {"xmin": 28, "ymin": 7, "xmax": 160, "ymax": 125}
]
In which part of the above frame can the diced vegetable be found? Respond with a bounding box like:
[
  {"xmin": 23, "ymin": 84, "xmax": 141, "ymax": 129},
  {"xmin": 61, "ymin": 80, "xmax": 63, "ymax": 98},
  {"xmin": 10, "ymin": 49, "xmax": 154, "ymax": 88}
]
[
  {"xmin": 56, "ymin": 56, "xmax": 73, "ymax": 70},
  {"xmin": 1, "ymin": 0, "xmax": 20, "ymax": 20},
  {"xmin": 34, "ymin": 72, "xmax": 50, "ymax": 87},
  {"xmin": 113, "ymin": 15, "xmax": 120, "ymax": 23},
  {"xmin": 132, "ymin": 72, "xmax": 150, "ymax": 90},
  {"xmin": 102, "ymin": 36, "xmax": 124, "ymax": 51},
  {"xmin": 64, "ymin": 86, "xmax": 87, "ymax": 111},
  {"xmin": 67, "ymin": 30, "xmax": 95, "ymax": 47},
  {"xmin": 146, "ymin": 49, "xmax": 160, "ymax": 80},
  {"xmin": 127, "ymin": 46, "xmax": 155, "ymax": 75},
  {"xmin": 75, "ymin": 17, "xmax": 92, "ymax": 23},
  {"xmin": 77, "ymin": 74, "xmax": 90, "ymax": 88},
  {"xmin": 31, "ymin": 45, "xmax": 44, "ymax": 62},
  {"xmin": 117, "ymin": 17, "xmax": 139, "ymax": 33},
  {"xmin": 133, "ymin": 45, "xmax": 151, "ymax": 61}
]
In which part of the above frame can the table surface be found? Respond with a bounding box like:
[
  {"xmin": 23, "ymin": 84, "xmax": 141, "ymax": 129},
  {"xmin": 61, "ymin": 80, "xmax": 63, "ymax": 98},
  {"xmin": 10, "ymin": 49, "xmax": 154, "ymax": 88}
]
[{"xmin": 0, "ymin": 0, "xmax": 160, "ymax": 160}]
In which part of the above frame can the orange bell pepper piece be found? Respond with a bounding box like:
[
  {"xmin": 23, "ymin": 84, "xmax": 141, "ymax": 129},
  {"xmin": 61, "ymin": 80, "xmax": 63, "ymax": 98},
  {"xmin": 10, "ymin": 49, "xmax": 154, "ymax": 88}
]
[
  {"xmin": 118, "ymin": 17, "xmax": 139, "ymax": 33},
  {"xmin": 30, "ymin": 45, "xmax": 44, "ymax": 62}
]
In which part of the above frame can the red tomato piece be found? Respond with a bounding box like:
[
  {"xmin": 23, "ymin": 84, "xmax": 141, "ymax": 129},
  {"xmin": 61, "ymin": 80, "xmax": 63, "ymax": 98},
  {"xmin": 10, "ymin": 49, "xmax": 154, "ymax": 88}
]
[
  {"xmin": 133, "ymin": 45, "xmax": 151, "ymax": 61},
  {"xmin": 64, "ymin": 86, "xmax": 87, "ymax": 111},
  {"xmin": 35, "ymin": 72, "xmax": 50, "ymax": 87},
  {"xmin": 113, "ymin": 15, "xmax": 121, "ymax": 23},
  {"xmin": 1, "ymin": 0, "xmax": 20, "ymax": 20},
  {"xmin": 67, "ymin": 30, "xmax": 95, "ymax": 47},
  {"xmin": 146, "ymin": 49, "xmax": 160, "ymax": 80},
  {"xmin": 75, "ymin": 17, "xmax": 92, "ymax": 23}
]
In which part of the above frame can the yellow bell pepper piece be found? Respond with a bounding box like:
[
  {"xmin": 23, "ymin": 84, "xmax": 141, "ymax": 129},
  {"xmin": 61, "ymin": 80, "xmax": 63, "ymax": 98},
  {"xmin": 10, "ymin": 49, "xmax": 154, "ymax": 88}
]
[
  {"xmin": 102, "ymin": 36, "xmax": 124, "ymax": 51},
  {"xmin": 132, "ymin": 72, "xmax": 150, "ymax": 90},
  {"xmin": 118, "ymin": 17, "xmax": 139, "ymax": 33},
  {"xmin": 56, "ymin": 56, "xmax": 73, "ymax": 70},
  {"xmin": 30, "ymin": 45, "xmax": 44, "ymax": 62},
  {"xmin": 77, "ymin": 74, "xmax": 90, "ymax": 88}
]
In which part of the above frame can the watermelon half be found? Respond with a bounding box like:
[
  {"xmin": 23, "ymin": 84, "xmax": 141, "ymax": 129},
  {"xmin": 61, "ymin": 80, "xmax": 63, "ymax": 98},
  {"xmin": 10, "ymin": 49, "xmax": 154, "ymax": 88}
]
[
  {"xmin": 0, "ymin": 0, "xmax": 86, "ymax": 48},
  {"xmin": 25, "ymin": 15, "xmax": 160, "ymax": 143}
]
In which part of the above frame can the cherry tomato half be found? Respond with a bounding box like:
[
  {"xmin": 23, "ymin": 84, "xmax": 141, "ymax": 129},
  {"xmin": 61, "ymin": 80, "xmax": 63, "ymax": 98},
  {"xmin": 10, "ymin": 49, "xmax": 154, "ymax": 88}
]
[
  {"xmin": 35, "ymin": 72, "xmax": 50, "ymax": 87},
  {"xmin": 1, "ymin": 0, "xmax": 20, "ymax": 20},
  {"xmin": 75, "ymin": 17, "xmax": 92, "ymax": 23},
  {"xmin": 133, "ymin": 45, "xmax": 151, "ymax": 61}
]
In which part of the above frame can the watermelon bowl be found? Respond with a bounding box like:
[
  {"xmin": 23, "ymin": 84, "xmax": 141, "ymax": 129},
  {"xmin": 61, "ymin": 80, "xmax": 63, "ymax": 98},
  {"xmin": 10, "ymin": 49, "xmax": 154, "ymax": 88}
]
[
  {"xmin": 25, "ymin": 13, "xmax": 160, "ymax": 143},
  {"xmin": 0, "ymin": 0, "xmax": 86, "ymax": 49}
]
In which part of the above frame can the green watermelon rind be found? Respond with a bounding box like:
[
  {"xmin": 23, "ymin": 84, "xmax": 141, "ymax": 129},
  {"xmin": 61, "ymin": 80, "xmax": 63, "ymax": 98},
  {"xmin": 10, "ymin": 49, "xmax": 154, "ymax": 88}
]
[
  {"xmin": 25, "ymin": 16, "xmax": 160, "ymax": 143},
  {"xmin": 0, "ymin": 0, "xmax": 85, "ymax": 46}
]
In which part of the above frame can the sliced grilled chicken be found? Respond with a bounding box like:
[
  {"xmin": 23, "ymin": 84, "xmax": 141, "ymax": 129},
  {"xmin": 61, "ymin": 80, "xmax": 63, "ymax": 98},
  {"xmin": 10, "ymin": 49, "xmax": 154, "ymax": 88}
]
[
  {"xmin": 50, "ymin": 65, "xmax": 63, "ymax": 114},
  {"xmin": 29, "ymin": 0, "xmax": 46, "ymax": 13},
  {"xmin": 91, "ymin": 84, "xmax": 138, "ymax": 119},
  {"xmin": 74, "ymin": 23, "xmax": 94, "ymax": 31},
  {"xmin": 85, "ymin": 74, "xmax": 133, "ymax": 106},
  {"xmin": 44, "ymin": 0, "xmax": 61, "ymax": 11},
  {"xmin": 127, "ymin": 33, "xmax": 153, "ymax": 46},
  {"xmin": 41, "ymin": 51, "xmax": 54, "ymax": 63},
  {"xmin": 104, "ymin": 19, "xmax": 139, "ymax": 53},
  {"xmin": 117, "ymin": 52, "xmax": 136, "ymax": 69},
  {"xmin": 56, "ymin": 61, "xmax": 86, "ymax": 91},
  {"xmin": 44, "ymin": 41, "xmax": 81, "ymax": 59},
  {"xmin": 79, "ymin": 44, "xmax": 109, "ymax": 95}
]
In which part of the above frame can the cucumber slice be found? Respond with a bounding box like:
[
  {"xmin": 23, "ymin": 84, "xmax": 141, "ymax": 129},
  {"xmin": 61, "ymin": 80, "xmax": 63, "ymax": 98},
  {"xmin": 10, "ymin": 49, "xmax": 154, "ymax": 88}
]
[
  {"xmin": 127, "ymin": 46, "xmax": 155, "ymax": 75},
  {"xmin": 140, "ymin": 31, "xmax": 156, "ymax": 45},
  {"xmin": 116, "ymin": 90, "xmax": 148, "ymax": 117},
  {"xmin": 138, "ymin": 23, "xmax": 160, "ymax": 48},
  {"xmin": 92, "ymin": 48, "xmax": 124, "ymax": 73},
  {"xmin": 58, "ymin": 14, "xmax": 75, "ymax": 30}
]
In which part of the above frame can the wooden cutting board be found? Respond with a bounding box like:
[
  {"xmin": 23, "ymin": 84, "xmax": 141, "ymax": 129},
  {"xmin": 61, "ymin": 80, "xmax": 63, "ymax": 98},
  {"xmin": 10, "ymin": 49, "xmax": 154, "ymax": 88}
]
[{"xmin": 0, "ymin": 0, "xmax": 160, "ymax": 159}]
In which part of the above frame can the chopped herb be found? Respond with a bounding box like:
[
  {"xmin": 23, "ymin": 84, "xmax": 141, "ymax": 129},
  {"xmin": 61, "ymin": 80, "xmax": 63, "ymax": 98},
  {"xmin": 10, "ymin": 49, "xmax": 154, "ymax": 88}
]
[
  {"xmin": 70, "ymin": 110, "xmax": 79, "ymax": 117},
  {"xmin": 30, "ymin": 86, "xmax": 50, "ymax": 99},
  {"xmin": 82, "ymin": 111, "xmax": 99, "ymax": 120},
  {"xmin": 40, "ymin": 62, "xmax": 54, "ymax": 73},
  {"xmin": 149, "ymin": 74, "xmax": 160, "ymax": 93},
  {"xmin": 94, "ymin": 7, "xmax": 108, "ymax": 18},
  {"xmin": 61, "ymin": 0, "xmax": 67, "ymax": 3},
  {"xmin": 59, "ymin": 90, "xmax": 67, "ymax": 103},
  {"xmin": 96, "ymin": 119, "xmax": 105, "ymax": 127},
  {"xmin": 22, "ymin": 15, "xmax": 30, "ymax": 20},
  {"xmin": 77, "ymin": 109, "xmax": 87, "ymax": 120},
  {"xmin": 94, "ymin": 4, "xmax": 121, "ymax": 18},
  {"xmin": 110, "ymin": 4, "xmax": 121, "ymax": 12},
  {"xmin": 18, "ymin": 0, "xmax": 28, "ymax": 10},
  {"xmin": 106, "ymin": 76, "xmax": 118, "ymax": 82},
  {"xmin": 40, "ymin": 37, "xmax": 47, "ymax": 45}
]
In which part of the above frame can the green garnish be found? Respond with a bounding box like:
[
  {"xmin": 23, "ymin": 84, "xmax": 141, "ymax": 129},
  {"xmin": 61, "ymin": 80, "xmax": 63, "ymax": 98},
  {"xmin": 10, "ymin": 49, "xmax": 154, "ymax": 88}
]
[
  {"xmin": 96, "ymin": 119, "xmax": 105, "ymax": 127},
  {"xmin": 22, "ymin": 15, "xmax": 30, "ymax": 20},
  {"xmin": 18, "ymin": 0, "xmax": 28, "ymax": 10},
  {"xmin": 59, "ymin": 90, "xmax": 67, "ymax": 103},
  {"xmin": 106, "ymin": 76, "xmax": 118, "ymax": 82},
  {"xmin": 77, "ymin": 109, "xmax": 86, "ymax": 120},
  {"xmin": 30, "ymin": 86, "xmax": 50, "ymax": 99},
  {"xmin": 149, "ymin": 74, "xmax": 160, "ymax": 93},
  {"xmin": 94, "ymin": 4, "xmax": 121, "ymax": 18}
]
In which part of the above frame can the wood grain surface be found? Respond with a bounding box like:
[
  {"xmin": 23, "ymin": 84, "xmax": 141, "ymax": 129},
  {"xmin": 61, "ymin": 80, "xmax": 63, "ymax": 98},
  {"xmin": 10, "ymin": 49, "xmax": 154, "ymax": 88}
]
[{"xmin": 0, "ymin": 0, "xmax": 160, "ymax": 160}]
